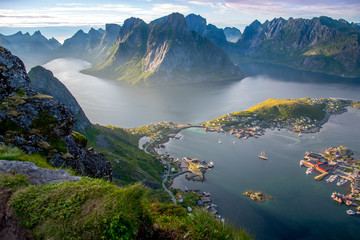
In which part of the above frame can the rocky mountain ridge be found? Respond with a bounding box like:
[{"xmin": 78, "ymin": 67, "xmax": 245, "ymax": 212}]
[
  {"xmin": 1, "ymin": 14, "xmax": 359, "ymax": 77},
  {"xmin": 0, "ymin": 31, "xmax": 60, "ymax": 68},
  {"xmin": 233, "ymin": 16, "xmax": 360, "ymax": 76},
  {"xmin": 85, "ymin": 13, "xmax": 244, "ymax": 84},
  {"xmin": 0, "ymin": 46, "xmax": 112, "ymax": 180}
]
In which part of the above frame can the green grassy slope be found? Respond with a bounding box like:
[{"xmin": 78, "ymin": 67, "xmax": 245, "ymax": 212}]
[
  {"xmin": 1, "ymin": 174, "xmax": 252, "ymax": 240},
  {"xmin": 83, "ymin": 125, "xmax": 163, "ymax": 187}
]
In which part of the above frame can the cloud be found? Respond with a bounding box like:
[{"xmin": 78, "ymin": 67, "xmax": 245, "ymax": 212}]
[
  {"xmin": 0, "ymin": 2, "xmax": 193, "ymax": 28},
  {"xmin": 180, "ymin": 0, "xmax": 360, "ymax": 23}
]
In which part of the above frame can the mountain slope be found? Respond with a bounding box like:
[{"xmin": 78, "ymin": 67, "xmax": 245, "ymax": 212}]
[
  {"xmin": 0, "ymin": 46, "xmax": 111, "ymax": 180},
  {"xmin": 85, "ymin": 13, "xmax": 244, "ymax": 85},
  {"xmin": 233, "ymin": 16, "xmax": 360, "ymax": 76},
  {"xmin": 185, "ymin": 14, "xmax": 228, "ymax": 47},
  {"xmin": 28, "ymin": 65, "xmax": 91, "ymax": 132}
]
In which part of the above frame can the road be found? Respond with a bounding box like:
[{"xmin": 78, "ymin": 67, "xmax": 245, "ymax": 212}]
[
  {"xmin": 162, "ymin": 161, "xmax": 177, "ymax": 204},
  {"xmin": 142, "ymin": 124, "xmax": 204, "ymax": 204}
]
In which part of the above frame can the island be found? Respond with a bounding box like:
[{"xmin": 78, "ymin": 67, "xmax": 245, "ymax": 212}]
[{"xmin": 242, "ymin": 190, "xmax": 274, "ymax": 202}]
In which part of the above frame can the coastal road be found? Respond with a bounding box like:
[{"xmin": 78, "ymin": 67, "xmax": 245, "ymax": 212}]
[
  {"xmin": 142, "ymin": 138, "xmax": 177, "ymax": 204},
  {"xmin": 163, "ymin": 161, "xmax": 177, "ymax": 205}
]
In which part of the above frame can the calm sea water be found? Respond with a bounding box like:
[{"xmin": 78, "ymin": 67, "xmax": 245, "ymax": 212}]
[
  {"xmin": 165, "ymin": 109, "xmax": 360, "ymax": 240},
  {"xmin": 43, "ymin": 58, "xmax": 360, "ymax": 128},
  {"xmin": 43, "ymin": 58, "xmax": 360, "ymax": 239}
]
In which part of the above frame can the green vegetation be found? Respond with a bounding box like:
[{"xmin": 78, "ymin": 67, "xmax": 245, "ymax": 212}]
[
  {"xmin": 0, "ymin": 144, "xmax": 55, "ymax": 169},
  {"xmin": 151, "ymin": 203, "xmax": 251, "ymax": 240},
  {"xmin": 0, "ymin": 175, "xmax": 251, "ymax": 240},
  {"xmin": 206, "ymin": 98, "xmax": 327, "ymax": 128},
  {"xmin": 84, "ymin": 125, "xmax": 163, "ymax": 187},
  {"xmin": 0, "ymin": 173, "xmax": 29, "ymax": 192},
  {"xmin": 245, "ymin": 98, "xmax": 326, "ymax": 120},
  {"xmin": 31, "ymin": 111, "xmax": 67, "ymax": 153},
  {"xmin": 71, "ymin": 131, "xmax": 88, "ymax": 148}
]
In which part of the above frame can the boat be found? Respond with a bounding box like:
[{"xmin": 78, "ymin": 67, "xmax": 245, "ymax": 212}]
[
  {"xmin": 218, "ymin": 139, "xmax": 222, "ymax": 144},
  {"xmin": 208, "ymin": 162, "xmax": 214, "ymax": 168},
  {"xmin": 298, "ymin": 132, "xmax": 302, "ymax": 137},
  {"xmin": 258, "ymin": 151, "xmax": 268, "ymax": 160},
  {"xmin": 300, "ymin": 160, "xmax": 304, "ymax": 167},
  {"xmin": 306, "ymin": 166, "xmax": 315, "ymax": 175},
  {"xmin": 233, "ymin": 141, "xmax": 236, "ymax": 144},
  {"xmin": 346, "ymin": 209, "xmax": 355, "ymax": 215}
]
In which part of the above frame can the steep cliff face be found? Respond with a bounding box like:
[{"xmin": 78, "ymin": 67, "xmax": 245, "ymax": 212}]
[
  {"xmin": 86, "ymin": 13, "xmax": 244, "ymax": 84},
  {"xmin": 185, "ymin": 14, "xmax": 228, "ymax": 47},
  {"xmin": 0, "ymin": 47, "xmax": 111, "ymax": 180},
  {"xmin": 235, "ymin": 16, "xmax": 360, "ymax": 76},
  {"xmin": 28, "ymin": 66, "xmax": 91, "ymax": 132}
]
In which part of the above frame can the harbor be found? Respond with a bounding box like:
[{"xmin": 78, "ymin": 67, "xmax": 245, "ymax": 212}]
[{"xmin": 300, "ymin": 146, "xmax": 360, "ymax": 215}]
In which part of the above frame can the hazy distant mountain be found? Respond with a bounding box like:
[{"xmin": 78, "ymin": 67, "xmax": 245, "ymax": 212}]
[
  {"xmin": 224, "ymin": 27, "xmax": 242, "ymax": 42},
  {"xmin": 0, "ymin": 31, "xmax": 60, "ymax": 68},
  {"xmin": 57, "ymin": 28, "xmax": 103, "ymax": 59},
  {"xmin": 84, "ymin": 13, "xmax": 244, "ymax": 85},
  {"xmin": 233, "ymin": 16, "xmax": 360, "ymax": 76}
]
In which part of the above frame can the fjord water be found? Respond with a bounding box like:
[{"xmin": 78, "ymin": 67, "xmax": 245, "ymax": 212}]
[
  {"xmin": 43, "ymin": 58, "xmax": 360, "ymax": 239},
  {"xmin": 166, "ymin": 110, "xmax": 360, "ymax": 240},
  {"xmin": 43, "ymin": 58, "xmax": 360, "ymax": 128}
]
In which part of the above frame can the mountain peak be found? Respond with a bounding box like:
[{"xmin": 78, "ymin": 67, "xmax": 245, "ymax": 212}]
[
  {"xmin": 32, "ymin": 30, "xmax": 42, "ymax": 36},
  {"xmin": 185, "ymin": 13, "xmax": 207, "ymax": 34}
]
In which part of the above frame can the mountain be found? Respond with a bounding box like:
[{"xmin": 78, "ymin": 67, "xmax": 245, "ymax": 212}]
[
  {"xmin": 0, "ymin": 31, "xmax": 61, "ymax": 68},
  {"xmin": 28, "ymin": 65, "xmax": 91, "ymax": 132},
  {"xmin": 224, "ymin": 27, "xmax": 242, "ymax": 42},
  {"xmin": 233, "ymin": 16, "xmax": 360, "ymax": 76},
  {"xmin": 0, "ymin": 46, "xmax": 111, "ymax": 180},
  {"xmin": 100, "ymin": 23, "xmax": 121, "ymax": 46},
  {"xmin": 85, "ymin": 13, "xmax": 244, "ymax": 85},
  {"xmin": 185, "ymin": 14, "xmax": 228, "ymax": 47},
  {"xmin": 58, "ymin": 28, "xmax": 102, "ymax": 60}
]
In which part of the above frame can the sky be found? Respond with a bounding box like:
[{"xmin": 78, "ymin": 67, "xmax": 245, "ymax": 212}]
[{"xmin": 1, "ymin": 0, "xmax": 360, "ymax": 43}]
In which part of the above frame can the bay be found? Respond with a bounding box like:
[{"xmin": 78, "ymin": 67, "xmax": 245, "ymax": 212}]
[{"xmin": 43, "ymin": 58, "xmax": 360, "ymax": 239}]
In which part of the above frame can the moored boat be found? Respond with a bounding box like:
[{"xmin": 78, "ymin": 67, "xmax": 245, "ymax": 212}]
[
  {"xmin": 346, "ymin": 209, "xmax": 355, "ymax": 215},
  {"xmin": 258, "ymin": 151, "xmax": 268, "ymax": 160}
]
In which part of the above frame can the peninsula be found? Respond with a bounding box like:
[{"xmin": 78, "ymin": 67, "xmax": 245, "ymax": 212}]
[{"xmin": 204, "ymin": 98, "xmax": 360, "ymax": 139}]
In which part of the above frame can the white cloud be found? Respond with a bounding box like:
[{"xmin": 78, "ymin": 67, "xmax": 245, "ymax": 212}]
[{"xmin": 0, "ymin": 2, "xmax": 193, "ymax": 28}]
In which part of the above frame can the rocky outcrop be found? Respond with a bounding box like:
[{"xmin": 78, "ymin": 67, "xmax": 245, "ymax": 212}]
[
  {"xmin": 28, "ymin": 65, "xmax": 91, "ymax": 132},
  {"xmin": 0, "ymin": 47, "xmax": 112, "ymax": 180},
  {"xmin": 234, "ymin": 16, "xmax": 360, "ymax": 76},
  {"xmin": 86, "ymin": 13, "xmax": 244, "ymax": 84},
  {"xmin": 0, "ymin": 160, "xmax": 81, "ymax": 185}
]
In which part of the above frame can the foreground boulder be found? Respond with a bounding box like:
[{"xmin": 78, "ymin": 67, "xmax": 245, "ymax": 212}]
[{"xmin": 0, "ymin": 160, "xmax": 81, "ymax": 185}]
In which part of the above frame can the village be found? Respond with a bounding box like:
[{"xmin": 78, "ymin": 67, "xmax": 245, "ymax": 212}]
[
  {"xmin": 204, "ymin": 98, "xmax": 355, "ymax": 140},
  {"xmin": 300, "ymin": 146, "xmax": 360, "ymax": 215}
]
